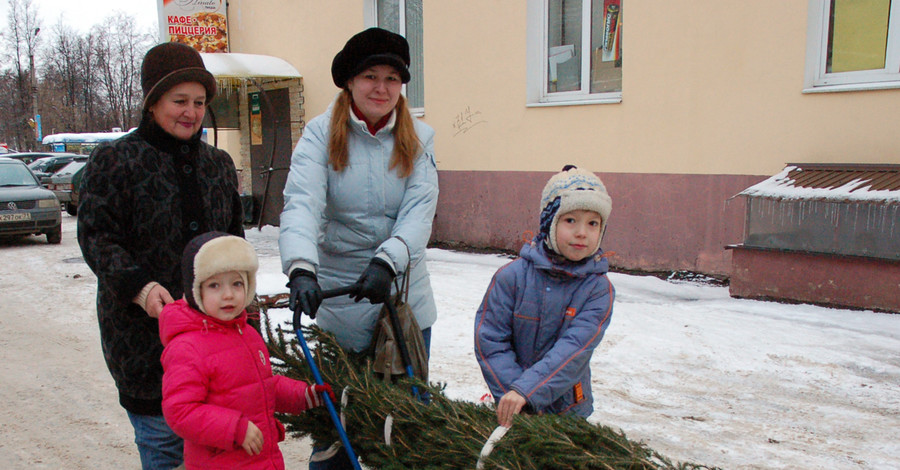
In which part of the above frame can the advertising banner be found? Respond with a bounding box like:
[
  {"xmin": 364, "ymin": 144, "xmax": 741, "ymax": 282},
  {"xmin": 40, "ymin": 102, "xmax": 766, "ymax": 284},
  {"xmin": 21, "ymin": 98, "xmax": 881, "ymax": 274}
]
[
  {"xmin": 158, "ymin": 0, "xmax": 228, "ymax": 52},
  {"xmin": 601, "ymin": 0, "xmax": 621, "ymax": 63},
  {"xmin": 250, "ymin": 93, "xmax": 262, "ymax": 145}
]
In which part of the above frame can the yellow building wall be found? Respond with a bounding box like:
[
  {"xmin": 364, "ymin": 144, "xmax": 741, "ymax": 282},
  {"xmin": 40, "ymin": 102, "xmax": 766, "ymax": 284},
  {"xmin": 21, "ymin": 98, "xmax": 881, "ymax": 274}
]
[
  {"xmin": 226, "ymin": 0, "xmax": 900, "ymax": 178},
  {"xmin": 422, "ymin": 0, "xmax": 900, "ymax": 176},
  {"xmin": 213, "ymin": 129, "xmax": 242, "ymax": 168},
  {"xmin": 226, "ymin": 0, "xmax": 366, "ymax": 121}
]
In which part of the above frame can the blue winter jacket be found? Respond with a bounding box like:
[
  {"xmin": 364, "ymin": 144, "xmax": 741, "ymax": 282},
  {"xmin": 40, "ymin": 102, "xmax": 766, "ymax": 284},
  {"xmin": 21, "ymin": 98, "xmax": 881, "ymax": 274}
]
[
  {"xmin": 279, "ymin": 103, "xmax": 439, "ymax": 352},
  {"xmin": 474, "ymin": 241, "xmax": 614, "ymax": 417}
]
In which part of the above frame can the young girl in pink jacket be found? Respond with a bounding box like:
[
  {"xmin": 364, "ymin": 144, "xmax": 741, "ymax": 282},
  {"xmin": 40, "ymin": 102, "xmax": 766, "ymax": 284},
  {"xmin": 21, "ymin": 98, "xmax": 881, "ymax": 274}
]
[{"xmin": 160, "ymin": 231, "xmax": 333, "ymax": 469}]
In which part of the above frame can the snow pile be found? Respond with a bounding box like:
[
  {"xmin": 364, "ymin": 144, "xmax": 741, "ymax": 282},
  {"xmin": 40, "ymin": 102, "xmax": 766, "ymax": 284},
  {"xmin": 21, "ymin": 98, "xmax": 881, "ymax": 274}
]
[
  {"xmin": 738, "ymin": 165, "xmax": 900, "ymax": 204},
  {"xmin": 41, "ymin": 130, "xmax": 135, "ymax": 145},
  {"xmin": 245, "ymin": 225, "xmax": 900, "ymax": 470}
]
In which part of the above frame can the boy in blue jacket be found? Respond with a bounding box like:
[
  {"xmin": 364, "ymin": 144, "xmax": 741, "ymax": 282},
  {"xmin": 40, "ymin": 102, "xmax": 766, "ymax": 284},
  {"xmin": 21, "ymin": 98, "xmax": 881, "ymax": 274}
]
[{"xmin": 475, "ymin": 165, "xmax": 615, "ymax": 427}]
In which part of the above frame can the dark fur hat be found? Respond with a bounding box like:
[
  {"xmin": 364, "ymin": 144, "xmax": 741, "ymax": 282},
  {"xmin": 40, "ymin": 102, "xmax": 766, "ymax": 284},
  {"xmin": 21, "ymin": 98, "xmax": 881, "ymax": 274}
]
[
  {"xmin": 331, "ymin": 27, "xmax": 411, "ymax": 88},
  {"xmin": 181, "ymin": 231, "xmax": 258, "ymax": 314},
  {"xmin": 141, "ymin": 42, "xmax": 217, "ymax": 111}
]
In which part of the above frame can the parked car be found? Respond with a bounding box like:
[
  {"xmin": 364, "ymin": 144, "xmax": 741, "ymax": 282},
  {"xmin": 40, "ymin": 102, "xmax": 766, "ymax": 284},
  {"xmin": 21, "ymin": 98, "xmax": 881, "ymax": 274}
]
[
  {"xmin": 47, "ymin": 159, "xmax": 87, "ymax": 216},
  {"xmin": 0, "ymin": 156, "xmax": 62, "ymax": 244},
  {"xmin": 4, "ymin": 152, "xmax": 69, "ymax": 165},
  {"xmin": 27, "ymin": 153, "xmax": 84, "ymax": 186}
]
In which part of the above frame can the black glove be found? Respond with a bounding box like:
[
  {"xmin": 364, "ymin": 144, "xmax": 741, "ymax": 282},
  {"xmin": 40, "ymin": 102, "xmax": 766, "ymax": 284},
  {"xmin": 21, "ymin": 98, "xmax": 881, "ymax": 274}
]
[
  {"xmin": 288, "ymin": 269, "xmax": 323, "ymax": 323},
  {"xmin": 352, "ymin": 258, "xmax": 396, "ymax": 304}
]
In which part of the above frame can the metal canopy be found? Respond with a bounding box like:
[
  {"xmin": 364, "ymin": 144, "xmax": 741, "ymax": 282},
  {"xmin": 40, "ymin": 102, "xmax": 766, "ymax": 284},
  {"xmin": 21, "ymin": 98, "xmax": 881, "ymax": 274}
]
[
  {"xmin": 738, "ymin": 163, "xmax": 900, "ymax": 204},
  {"xmin": 199, "ymin": 53, "xmax": 301, "ymax": 79}
]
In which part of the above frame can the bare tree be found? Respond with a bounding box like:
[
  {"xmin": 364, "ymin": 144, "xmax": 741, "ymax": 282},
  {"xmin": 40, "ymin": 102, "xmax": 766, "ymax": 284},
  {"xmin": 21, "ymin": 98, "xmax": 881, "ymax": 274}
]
[
  {"xmin": 92, "ymin": 13, "xmax": 151, "ymax": 131},
  {"xmin": 41, "ymin": 19, "xmax": 80, "ymax": 133},
  {"xmin": 41, "ymin": 20, "xmax": 115, "ymax": 134},
  {"xmin": 0, "ymin": 69, "xmax": 19, "ymax": 150},
  {"xmin": 0, "ymin": 5, "xmax": 151, "ymax": 147},
  {"xmin": 78, "ymin": 31, "xmax": 102, "ymax": 129},
  {"xmin": 2, "ymin": 0, "xmax": 41, "ymax": 150}
]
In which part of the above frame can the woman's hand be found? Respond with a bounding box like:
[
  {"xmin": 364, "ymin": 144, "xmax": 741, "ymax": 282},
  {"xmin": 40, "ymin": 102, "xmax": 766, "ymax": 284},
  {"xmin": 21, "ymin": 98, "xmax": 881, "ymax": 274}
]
[
  {"xmin": 496, "ymin": 390, "xmax": 527, "ymax": 428},
  {"xmin": 145, "ymin": 284, "xmax": 174, "ymax": 319},
  {"xmin": 288, "ymin": 269, "xmax": 323, "ymax": 320},
  {"xmin": 352, "ymin": 258, "xmax": 395, "ymax": 304},
  {"xmin": 241, "ymin": 421, "xmax": 264, "ymax": 455}
]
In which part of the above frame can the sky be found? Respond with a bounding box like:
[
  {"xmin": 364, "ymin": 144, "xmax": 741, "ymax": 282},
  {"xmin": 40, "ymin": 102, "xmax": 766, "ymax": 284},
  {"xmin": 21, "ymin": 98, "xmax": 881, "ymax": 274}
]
[{"xmin": 2, "ymin": 0, "xmax": 159, "ymax": 34}]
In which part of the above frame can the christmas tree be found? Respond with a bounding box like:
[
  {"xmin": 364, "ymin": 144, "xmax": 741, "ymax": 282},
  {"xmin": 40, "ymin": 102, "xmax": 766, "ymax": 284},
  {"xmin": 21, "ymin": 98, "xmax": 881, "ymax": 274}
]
[{"xmin": 262, "ymin": 308, "xmax": 718, "ymax": 470}]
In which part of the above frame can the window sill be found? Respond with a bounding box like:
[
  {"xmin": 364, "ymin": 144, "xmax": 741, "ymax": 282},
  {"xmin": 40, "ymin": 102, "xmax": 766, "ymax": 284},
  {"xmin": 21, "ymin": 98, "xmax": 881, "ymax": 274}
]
[
  {"xmin": 526, "ymin": 96, "xmax": 622, "ymax": 108},
  {"xmin": 802, "ymin": 80, "xmax": 900, "ymax": 94}
]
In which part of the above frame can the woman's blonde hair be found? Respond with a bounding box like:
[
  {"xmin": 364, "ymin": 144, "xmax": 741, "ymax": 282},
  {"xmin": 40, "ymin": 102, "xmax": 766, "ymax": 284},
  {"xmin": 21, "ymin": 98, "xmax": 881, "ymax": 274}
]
[{"xmin": 327, "ymin": 89, "xmax": 420, "ymax": 178}]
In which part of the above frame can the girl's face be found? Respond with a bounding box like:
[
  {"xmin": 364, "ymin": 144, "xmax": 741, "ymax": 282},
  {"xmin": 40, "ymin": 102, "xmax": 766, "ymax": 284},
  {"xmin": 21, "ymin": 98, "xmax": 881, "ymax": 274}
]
[
  {"xmin": 555, "ymin": 210, "xmax": 603, "ymax": 262},
  {"xmin": 148, "ymin": 82, "xmax": 207, "ymax": 141},
  {"xmin": 346, "ymin": 65, "xmax": 403, "ymax": 125},
  {"xmin": 200, "ymin": 271, "xmax": 246, "ymax": 322}
]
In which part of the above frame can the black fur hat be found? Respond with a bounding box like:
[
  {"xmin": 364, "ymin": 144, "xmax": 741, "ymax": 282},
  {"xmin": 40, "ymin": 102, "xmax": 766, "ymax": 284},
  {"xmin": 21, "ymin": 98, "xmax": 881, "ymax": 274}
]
[
  {"xmin": 181, "ymin": 231, "xmax": 258, "ymax": 314},
  {"xmin": 141, "ymin": 42, "xmax": 217, "ymax": 111},
  {"xmin": 331, "ymin": 27, "xmax": 411, "ymax": 88}
]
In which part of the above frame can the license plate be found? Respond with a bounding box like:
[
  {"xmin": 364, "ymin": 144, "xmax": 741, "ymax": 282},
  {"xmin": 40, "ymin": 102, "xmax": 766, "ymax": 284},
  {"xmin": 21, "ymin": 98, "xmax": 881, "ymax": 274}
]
[{"xmin": 0, "ymin": 212, "xmax": 32, "ymax": 222}]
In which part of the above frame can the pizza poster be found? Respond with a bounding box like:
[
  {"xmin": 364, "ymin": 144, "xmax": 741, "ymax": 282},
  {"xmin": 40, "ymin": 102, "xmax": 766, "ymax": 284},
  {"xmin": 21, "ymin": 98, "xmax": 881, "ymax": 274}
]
[{"xmin": 158, "ymin": 0, "xmax": 228, "ymax": 53}]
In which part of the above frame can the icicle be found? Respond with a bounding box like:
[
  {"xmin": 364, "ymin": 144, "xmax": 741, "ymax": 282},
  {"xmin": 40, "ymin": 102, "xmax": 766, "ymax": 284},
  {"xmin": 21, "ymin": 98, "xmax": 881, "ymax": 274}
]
[
  {"xmin": 867, "ymin": 203, "xmax": 876, "ymax": 232},
  {"xmin": 889, "ymin": 205, "xmax": 896, "ymax": 239}
]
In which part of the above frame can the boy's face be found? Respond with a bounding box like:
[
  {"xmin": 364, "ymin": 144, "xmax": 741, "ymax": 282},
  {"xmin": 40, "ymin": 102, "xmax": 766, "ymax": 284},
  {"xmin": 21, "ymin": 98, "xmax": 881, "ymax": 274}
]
[
  {"xmin": 200, "ymin": 270, "xmax": 246, "ymax": 322},
  {"xmin": 555, "ymin": 209, "xmax": 602, "ymax": 262}
]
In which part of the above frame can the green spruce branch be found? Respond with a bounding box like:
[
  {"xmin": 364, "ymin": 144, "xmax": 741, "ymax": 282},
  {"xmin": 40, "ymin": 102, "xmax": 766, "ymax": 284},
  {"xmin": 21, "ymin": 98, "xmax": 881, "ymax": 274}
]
[{"xmin": 262, "ymin": 308, "xmax": 719, "ymax": 470}]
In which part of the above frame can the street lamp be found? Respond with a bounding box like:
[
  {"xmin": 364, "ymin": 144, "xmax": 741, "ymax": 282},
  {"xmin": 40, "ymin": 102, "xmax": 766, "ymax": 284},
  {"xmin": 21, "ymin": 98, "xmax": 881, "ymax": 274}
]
[{"xmin": 29, "ymin": 27, "xmax": 40, "ymax": 144}]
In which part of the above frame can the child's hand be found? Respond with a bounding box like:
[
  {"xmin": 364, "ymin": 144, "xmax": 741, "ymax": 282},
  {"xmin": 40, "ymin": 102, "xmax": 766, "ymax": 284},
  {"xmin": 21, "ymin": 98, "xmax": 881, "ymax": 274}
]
[
  {"xmin": 496, "ymin": 390, "xmax": 527, "ymax": 427},
  {"xmin": 241, "ymin": 421, "xmax": 264, "ymax": 455},
  {"xmin": 304, "ymin": 383, "xmax": 336, "ymax": 408}
]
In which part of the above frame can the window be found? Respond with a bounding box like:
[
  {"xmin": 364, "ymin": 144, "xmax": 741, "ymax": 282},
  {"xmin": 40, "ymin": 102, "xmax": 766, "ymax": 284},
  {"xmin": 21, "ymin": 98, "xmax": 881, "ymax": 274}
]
[
  {"xmin": 527, "ymin": 0, "xmax": 623, "ymax": 106},
  {"xmin": 365, "ymin": 0, "xmax": 425, "ymax": 113},
  {"xmin": 203, "ymin": 88, "xmax": 240, "ymax": 129},
  {"xmin": 804, "ymin": 0, "xmax": 900, "ymax": 92}
]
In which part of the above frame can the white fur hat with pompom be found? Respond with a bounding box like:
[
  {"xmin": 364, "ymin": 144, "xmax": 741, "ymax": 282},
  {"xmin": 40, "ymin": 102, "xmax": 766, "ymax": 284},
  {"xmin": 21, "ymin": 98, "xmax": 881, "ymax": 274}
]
[{"xmin": 538, "ymin": 165, "xmax": 613, "ymax": 255}]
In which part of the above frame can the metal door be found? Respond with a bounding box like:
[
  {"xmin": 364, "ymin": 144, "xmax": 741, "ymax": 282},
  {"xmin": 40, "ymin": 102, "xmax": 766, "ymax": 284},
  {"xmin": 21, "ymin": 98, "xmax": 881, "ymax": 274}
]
[{"xmin": 248, "ymin": 88, "xmax": 292, "ymax": 227}]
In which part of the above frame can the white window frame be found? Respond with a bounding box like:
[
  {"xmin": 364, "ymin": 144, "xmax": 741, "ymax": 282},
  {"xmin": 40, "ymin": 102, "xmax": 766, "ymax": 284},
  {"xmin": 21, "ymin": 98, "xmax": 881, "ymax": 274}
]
[
  {"xmin": 364, "ymin": 0, "xmax": 425, "ymax": 116},
  {"xmin": 526, "ymin": 0, "xmax": 622, "ymax": 107},
  {"xmin": 803, "ymin": 0, "xmax": 900, "ymax": 93}
]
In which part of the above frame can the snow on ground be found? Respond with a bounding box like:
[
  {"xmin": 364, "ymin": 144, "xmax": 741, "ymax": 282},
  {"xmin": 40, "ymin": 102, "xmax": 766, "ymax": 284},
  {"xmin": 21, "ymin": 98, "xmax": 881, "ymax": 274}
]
[
  {"xmin": 1, "ymin": 216, "xmax": 896, "ymax": 469},
  {"xmin": 248, "ymin": 224, "xmax": 900, "ymax": 470}
]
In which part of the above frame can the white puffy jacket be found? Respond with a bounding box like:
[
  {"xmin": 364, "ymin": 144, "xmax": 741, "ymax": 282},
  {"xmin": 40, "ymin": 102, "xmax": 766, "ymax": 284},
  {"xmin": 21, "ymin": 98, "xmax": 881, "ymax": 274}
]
[{"xmin": 279, "ymin": 104, "xmax": 439, "ymax": 352}]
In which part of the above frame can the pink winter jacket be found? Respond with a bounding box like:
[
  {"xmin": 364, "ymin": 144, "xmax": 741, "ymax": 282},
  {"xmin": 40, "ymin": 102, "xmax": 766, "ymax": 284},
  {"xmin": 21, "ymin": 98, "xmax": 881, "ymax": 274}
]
[{"xmin": 160, "ymin": 299, "xmax": 311, "ymax": 469}]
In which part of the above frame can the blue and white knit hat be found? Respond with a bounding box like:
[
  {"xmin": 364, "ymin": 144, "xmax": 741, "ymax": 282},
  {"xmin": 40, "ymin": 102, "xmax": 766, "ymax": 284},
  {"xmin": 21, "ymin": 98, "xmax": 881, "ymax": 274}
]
[{"xmin": 538, "ymin": 165, "xmax": 612, "ymax": 255}]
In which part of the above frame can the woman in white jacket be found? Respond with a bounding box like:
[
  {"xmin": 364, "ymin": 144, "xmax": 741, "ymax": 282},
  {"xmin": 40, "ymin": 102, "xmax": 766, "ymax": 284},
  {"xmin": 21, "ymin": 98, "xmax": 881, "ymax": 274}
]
[
  {"xmin": 280, "ymin": 29, "xmax": 438, "ymax": 467},
  {"xmin": 279, "ymin": 27, "xmax": 438, "ymax": 369}
]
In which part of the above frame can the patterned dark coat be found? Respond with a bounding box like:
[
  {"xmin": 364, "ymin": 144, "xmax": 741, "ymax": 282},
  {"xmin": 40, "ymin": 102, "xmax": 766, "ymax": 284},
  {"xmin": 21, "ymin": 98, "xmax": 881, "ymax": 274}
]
[{"xmin": 77, "ymin": 117, "xmax": 244, "ymax": 415}]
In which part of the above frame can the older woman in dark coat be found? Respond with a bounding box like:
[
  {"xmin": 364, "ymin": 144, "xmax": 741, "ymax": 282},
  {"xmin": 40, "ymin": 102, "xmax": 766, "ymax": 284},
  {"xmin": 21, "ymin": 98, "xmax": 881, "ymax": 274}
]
[{"xmin": 77, "ymin": 42, "xmax": 243, "ymax": 470}]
